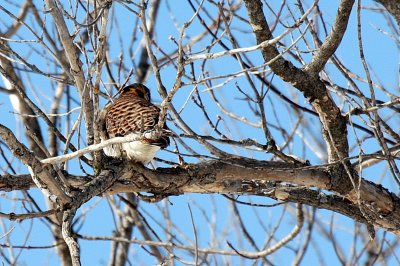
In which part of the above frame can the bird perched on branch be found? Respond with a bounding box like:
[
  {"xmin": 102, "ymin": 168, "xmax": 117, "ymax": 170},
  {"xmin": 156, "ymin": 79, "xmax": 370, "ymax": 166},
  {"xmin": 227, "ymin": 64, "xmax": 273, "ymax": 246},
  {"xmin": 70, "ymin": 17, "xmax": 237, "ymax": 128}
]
[{"xmin": 99, "ymin": 83, "xmax": 171, "ymax": 163}]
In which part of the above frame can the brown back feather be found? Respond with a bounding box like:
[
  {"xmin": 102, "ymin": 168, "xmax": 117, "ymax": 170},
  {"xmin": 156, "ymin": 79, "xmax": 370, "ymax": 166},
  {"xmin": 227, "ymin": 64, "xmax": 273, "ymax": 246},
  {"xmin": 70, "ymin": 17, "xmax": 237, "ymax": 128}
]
[{"xmin": 105, "ymin": 94, "xmax": 170, "ymax": 148}]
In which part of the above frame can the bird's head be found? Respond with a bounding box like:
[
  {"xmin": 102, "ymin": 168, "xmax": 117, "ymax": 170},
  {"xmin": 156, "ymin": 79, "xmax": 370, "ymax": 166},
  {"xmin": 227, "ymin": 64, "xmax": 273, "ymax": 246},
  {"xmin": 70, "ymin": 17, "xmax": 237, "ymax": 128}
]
[{"xmin": 121, "ymin": 83, "xmax": 151, "ymax": 102}]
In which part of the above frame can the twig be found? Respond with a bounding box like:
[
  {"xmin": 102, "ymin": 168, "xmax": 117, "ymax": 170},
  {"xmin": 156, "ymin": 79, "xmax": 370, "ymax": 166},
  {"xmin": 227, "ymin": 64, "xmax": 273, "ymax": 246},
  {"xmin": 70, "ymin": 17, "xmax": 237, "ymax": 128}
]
[
  {"xmin": 0, "ymin": 209, "xmax": 59, "ymax": 221},
  {"xmin": 227, "ymin": 204, "xmax": 304, "ymax": 258},
  {"xmin": 187, "ymin": 204, "xmax": 198, "ymax": 265},
  {"xmin": 41, "ymin": 132, "xmax": 159, "ymax": 164}
]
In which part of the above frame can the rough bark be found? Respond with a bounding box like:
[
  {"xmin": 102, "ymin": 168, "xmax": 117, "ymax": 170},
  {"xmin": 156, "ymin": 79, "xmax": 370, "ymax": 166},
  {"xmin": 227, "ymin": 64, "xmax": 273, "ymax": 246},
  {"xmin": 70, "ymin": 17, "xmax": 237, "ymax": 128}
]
[{"xmin": 2, "ymin": 157, "xmax": 399, "ymax": 235}]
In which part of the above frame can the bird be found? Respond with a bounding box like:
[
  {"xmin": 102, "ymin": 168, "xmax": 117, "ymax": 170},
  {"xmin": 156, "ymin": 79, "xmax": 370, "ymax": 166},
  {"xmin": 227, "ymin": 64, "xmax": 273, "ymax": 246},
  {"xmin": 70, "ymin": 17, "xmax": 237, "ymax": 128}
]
[{"xmin": 99, "ymin": 83, "xmax": 170, "ymax": 163}]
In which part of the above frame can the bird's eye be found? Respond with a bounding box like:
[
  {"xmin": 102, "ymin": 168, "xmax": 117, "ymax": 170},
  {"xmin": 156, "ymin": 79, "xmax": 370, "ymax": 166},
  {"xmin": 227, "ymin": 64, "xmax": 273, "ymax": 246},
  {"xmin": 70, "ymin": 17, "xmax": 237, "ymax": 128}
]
[
  {"xmin": 138, "ymin": 88, "xmax": 150, "ymax": 101},
  {"xmin": 135, "ymin": 89, "xmax": 145, "ymax": 98}
]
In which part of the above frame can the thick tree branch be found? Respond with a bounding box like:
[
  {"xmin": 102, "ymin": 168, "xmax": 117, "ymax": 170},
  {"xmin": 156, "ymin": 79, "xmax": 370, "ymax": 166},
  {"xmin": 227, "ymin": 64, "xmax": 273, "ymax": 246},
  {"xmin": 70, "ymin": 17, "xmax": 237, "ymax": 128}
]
[
  {"xmin": 243, "ymin": 0, "xmax": 350, "ymax": 164},
  {"xmin": 44, "ymin": 0, "xmax": 95, "ymax": 145},
  {"xmin": 2, "ymin": 0, "xmax": 32, "ymax": 38},
  {"xmin": 136, "ymin": 0, "xmax": 161, "ymax": 83},
  {"xmin": 305, "ymin": 0, "xmax": 355, "ymax": 73},
  {"xmin": 0, "ymin": 124, "xmax": 71, "ymax": 205},
  {"xmin": 0, "ymin": 63, "xmax": 91, "ymax": 165},
  {"xmin": 62, "ymin": 208, "xmax": 80, "ymax": 266},
  {"xmin": 0, "ymin": 42, "xmax": 47, "ymax": 159},
  {"xmin": 242, "ymin": 0, "xmax": 355, "ymax": 199},
  {"xmin": 2, "ymin": 158, "xmax": 399, "ymax": 234}
]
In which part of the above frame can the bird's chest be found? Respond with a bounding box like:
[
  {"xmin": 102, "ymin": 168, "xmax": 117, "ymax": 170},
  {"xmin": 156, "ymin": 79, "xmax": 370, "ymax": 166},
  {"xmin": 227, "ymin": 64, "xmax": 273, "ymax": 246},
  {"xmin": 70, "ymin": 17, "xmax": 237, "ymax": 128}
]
[
  {"xmin": 102, "ymin": 137, "xmax": 161, "ymax": 163},
  {"xmin": 122, "ymin": 141, "xmax": 161, "ymax": 163}
]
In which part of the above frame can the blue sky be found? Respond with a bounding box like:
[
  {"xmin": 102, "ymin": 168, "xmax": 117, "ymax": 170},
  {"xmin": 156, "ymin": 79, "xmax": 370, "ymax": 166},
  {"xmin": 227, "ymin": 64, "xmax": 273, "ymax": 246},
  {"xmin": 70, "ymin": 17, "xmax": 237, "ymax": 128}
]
[{"xmin": 0, "ymin": 0, "xmax": 399, "ymax": 265}]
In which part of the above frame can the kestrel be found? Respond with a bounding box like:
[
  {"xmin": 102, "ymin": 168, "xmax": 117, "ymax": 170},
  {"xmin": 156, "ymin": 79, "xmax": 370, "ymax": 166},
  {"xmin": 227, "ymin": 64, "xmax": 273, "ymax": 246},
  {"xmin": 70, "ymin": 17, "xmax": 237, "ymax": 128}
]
[{"xmin": 99, "ymin": 83, "xmax": 170, "ymax": 163}]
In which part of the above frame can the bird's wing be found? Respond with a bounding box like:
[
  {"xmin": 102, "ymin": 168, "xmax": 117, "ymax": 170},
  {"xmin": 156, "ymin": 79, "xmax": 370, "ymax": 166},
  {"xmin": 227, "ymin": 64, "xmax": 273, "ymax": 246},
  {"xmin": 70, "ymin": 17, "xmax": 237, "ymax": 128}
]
[{"xmin": 106, "ymin": 97, "xmax": 163, "ymax": 137}]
